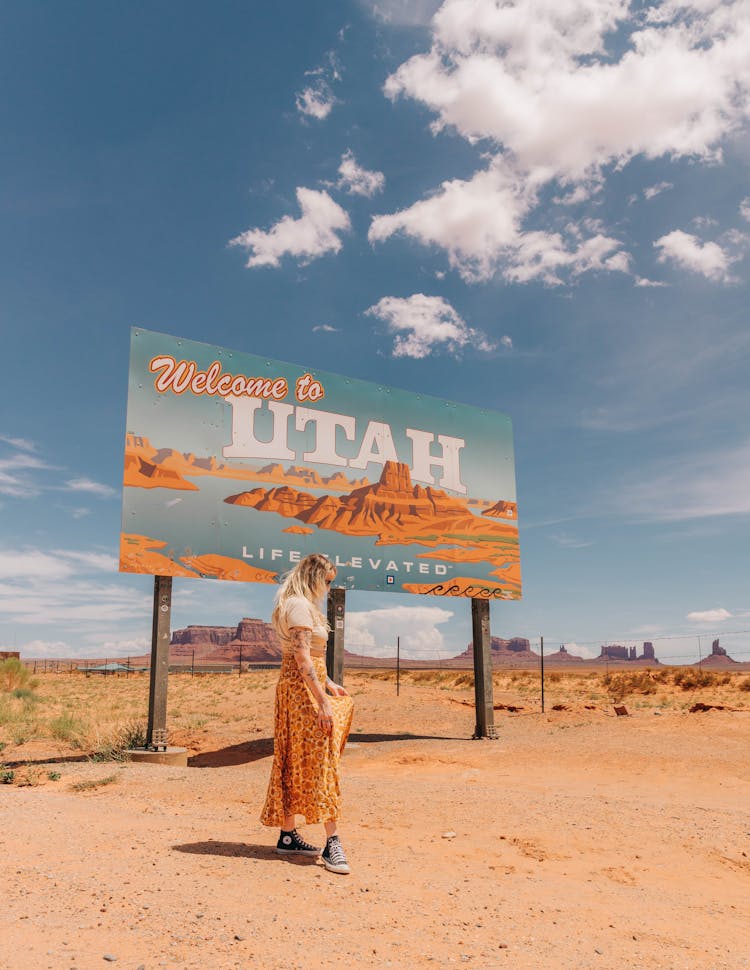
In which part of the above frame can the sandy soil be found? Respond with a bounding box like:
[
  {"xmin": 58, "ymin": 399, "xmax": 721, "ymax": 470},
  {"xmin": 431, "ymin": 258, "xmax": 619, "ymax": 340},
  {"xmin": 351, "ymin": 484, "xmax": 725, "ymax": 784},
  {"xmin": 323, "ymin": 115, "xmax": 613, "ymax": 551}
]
[{"xmin": 2, "ymin": 672, "xmax": 750, "ymax": 970}]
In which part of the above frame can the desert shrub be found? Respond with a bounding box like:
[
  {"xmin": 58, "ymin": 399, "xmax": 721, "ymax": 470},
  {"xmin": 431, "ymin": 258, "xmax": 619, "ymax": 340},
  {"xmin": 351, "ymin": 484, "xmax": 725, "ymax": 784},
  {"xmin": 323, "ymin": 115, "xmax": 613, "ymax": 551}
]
[
  {"xmin": 602, "ymin": 670, "xmax": 657, "ymax": 702},
  {"xmin": 0, "ymin": 658, "xmax": 35, "ymax": 692},
  {"xmin": 16, "ymin": 765, "xmax": 44, "ymax": 787},
  {"xmin": 738, "ymin": 677, "xmax": 750, "ymax": 692},
  {"xmin": 0, "ymin": 694, "xmax": 12, "ymax": 726},
  {"xmin": 49, "ymin": 711, "xmax": 88, "ymax": 746},
  {"xmin": 12, "ymin": 687, "xmax": 38, "ymax": 702},
  {"xmin": 70, "ymin": 772, "xmax": 120, "ymax": 792},
  {"xmin": 548, "ymin": 672, "xmax": 561, "ymax": 683},
  {"xmin": 90, "ymin": 719, "xmax": 148, "ymax": 762},
  {"xmin": 672, "ymin": 668, "xmax": 719, "ymax": 690},
  {"xmin": 452, "ymin": 672, "xmax": 474, "ymax": 688},
  {"xmin": 1, "ymin": 769, "xmax": 15, "ymax": 784},
  {"xmin": 651, "ymin": 668, "xmax": 672, "ymax": 684}
]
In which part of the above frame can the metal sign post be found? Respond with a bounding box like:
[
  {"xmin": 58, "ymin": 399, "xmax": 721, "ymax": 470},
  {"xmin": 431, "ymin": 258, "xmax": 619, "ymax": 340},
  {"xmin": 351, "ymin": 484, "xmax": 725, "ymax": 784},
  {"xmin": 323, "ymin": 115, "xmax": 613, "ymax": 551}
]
[
  {"xmin": 146, "ymin": 575, "xmax": 172, "ymax": 750},
  {"xmin": 326, "ymin": 587, "xmax": 346, "ymax": 687},
  {"xmin": 471, "ymin": 598, "xmax": 497, "ymax": 739}
]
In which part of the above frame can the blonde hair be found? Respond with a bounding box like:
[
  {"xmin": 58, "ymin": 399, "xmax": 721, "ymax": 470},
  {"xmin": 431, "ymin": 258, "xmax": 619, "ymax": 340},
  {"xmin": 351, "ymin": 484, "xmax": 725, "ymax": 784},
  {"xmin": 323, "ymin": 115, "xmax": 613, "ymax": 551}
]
[{"xmin": 272, "ymin": 553, "xmax": 335, "ymax": 634}]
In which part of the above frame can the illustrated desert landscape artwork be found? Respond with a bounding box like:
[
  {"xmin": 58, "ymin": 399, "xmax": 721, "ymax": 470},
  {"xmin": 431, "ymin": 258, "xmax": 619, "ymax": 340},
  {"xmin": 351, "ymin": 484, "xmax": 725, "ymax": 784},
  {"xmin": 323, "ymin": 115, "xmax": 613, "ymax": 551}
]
[{"xmin": 119, "ymin": 329, "xmax": 521, "ymax": 600}]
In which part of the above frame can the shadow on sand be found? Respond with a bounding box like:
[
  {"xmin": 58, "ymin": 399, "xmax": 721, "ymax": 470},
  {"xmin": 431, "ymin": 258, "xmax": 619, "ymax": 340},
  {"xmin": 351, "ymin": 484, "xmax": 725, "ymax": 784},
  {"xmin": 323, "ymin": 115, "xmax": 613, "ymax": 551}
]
[
  {"xmin": 172, "ymin": 841, "xmax": 318, "ymax": 866},
  {"xmin": 187, "ymin": 731, "xmax": 469, "ymax": 768}
]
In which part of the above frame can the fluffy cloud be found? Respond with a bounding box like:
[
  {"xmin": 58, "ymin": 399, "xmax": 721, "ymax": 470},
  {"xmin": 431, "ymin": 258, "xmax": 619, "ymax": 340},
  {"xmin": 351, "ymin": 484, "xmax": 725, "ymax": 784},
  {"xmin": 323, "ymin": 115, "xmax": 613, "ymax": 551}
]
[
  {"xmin": 295, "ymin": 83, "xmax": 336, "ymax": 120},
  {"xmin": 369, "ymin": 147, "xmax": 628, "ymax": 284},
  {"xmin": 365, "ymin": 293, "xmax": 494, "ymax": 358},
  {"xmin": 686, "ymin": 608, "xmax": 732, "ymax": 624},
  {"xmin": 230, "ymin": 188, "xmax": 351, "ymax": 268},
  {"xmin": 338, "ymin": 150, "xmax": 385, "ymax": 197},
  {"xmin": 740, "ymin": 197, "xmax": 750, "ymax": 222},
  {"xmin": 295, "ymin": 50, "xmax": 342, "ymax": 120},
  {"xmin": 654, "ymin": 229, "xmax": 733, "ymax": 281},
  {"xmin": 372, "ymin": 0, "xmax": 750, "ymax": 282},
  {"xmin": 346, "ymin": 604, "xmax": 454, "ymax": 659}
]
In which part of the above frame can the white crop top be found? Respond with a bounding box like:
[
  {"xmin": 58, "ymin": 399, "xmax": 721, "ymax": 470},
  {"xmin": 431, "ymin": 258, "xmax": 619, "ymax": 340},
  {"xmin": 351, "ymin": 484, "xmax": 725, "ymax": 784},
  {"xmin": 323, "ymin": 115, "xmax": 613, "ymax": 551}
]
[{"xmin": 279, "ymin": 596, "xmax": 328, "ymax": 653}]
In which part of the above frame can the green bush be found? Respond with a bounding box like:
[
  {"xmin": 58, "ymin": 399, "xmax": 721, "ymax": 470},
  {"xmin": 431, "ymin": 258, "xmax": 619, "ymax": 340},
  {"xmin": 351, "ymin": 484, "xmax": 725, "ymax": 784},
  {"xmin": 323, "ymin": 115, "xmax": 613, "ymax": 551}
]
[
  {"xmin": 0, "ymin": 658, "xmax": 34, "ymax": 692},
  {"xmin": 12, "ymin": 687, "xmax": 38, "ymax": 702},
  {"xmin": 49, "ymin": 711, "xmax": 88, "ymax": 746}
]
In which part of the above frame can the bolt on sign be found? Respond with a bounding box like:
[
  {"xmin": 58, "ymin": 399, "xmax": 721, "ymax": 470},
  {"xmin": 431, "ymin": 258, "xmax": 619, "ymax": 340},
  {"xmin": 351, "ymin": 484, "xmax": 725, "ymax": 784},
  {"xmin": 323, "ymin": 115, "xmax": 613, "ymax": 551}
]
[{"xmin": 120, "ymin": 328, "xmax": 521, "ymax": 599}]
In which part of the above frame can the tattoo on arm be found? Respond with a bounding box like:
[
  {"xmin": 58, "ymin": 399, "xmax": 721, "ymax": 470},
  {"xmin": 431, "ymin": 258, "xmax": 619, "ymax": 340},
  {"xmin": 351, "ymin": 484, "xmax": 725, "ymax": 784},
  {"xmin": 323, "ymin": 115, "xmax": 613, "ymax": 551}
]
[{"xmin": 291, "ymin": 628, "xmax": 322, "ymax": 692}]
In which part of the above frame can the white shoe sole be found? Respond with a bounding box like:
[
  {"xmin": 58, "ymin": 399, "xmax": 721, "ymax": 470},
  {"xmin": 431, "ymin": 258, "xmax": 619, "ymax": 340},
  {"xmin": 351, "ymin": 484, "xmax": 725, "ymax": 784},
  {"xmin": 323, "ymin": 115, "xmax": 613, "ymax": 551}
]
[
  {"xmin": 276, "ymin": 847, "xmax": 320, "ymax": 857},
  {"xmin": 323, "ymin": 858, "xmax": 351, "ymax": 874}
]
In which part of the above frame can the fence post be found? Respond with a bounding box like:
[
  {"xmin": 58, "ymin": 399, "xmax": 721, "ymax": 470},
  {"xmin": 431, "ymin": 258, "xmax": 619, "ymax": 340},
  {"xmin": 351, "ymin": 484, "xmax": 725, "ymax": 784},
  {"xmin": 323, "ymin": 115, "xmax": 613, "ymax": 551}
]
[{"xmin": 540, "ymin": 636, "xmax": 545, "ymax": 713}]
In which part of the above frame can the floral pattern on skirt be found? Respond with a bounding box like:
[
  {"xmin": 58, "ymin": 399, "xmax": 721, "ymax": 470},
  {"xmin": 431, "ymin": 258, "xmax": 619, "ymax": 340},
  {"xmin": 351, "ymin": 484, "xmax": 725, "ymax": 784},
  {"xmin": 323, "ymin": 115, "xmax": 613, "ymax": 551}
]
[{"xmin": 260, "ymin": 653, "xmax": 354, "ymax": 826}]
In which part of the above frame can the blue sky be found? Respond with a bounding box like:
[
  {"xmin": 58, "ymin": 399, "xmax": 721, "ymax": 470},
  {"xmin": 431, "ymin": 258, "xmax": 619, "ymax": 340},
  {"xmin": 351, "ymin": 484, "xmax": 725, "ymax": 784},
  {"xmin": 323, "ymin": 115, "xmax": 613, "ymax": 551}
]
[{"xmin": 1, "ymin": 0, "xmax": 749, "ymax": 664}]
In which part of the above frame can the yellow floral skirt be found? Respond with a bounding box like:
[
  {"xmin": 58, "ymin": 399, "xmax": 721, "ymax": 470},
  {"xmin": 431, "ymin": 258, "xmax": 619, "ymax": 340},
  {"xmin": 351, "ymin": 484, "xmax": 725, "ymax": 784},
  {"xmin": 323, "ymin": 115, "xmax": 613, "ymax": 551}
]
[{"xmin": 260, "ymin": 653, "xmax": 354, "ymax": 826}]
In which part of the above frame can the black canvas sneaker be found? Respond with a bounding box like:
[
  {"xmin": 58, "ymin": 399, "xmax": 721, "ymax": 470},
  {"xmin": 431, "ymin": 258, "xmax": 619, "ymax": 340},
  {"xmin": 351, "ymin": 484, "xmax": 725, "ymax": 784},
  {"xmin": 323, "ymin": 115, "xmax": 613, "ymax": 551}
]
[
  {"xmin": 322, "ymin": 835, "xmax": 350, "ymax": 874},
  {"xmin": 276, "ymin": 829, "xmax": 321, "ymax": 857}
]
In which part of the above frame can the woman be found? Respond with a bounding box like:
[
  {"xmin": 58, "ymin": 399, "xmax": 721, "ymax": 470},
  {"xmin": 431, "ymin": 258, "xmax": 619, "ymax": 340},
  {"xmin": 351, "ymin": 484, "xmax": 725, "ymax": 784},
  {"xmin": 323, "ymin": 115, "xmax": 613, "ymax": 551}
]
[{"xmin": 260, "ymin": 553, "xmax": 354, "ymax": 874}]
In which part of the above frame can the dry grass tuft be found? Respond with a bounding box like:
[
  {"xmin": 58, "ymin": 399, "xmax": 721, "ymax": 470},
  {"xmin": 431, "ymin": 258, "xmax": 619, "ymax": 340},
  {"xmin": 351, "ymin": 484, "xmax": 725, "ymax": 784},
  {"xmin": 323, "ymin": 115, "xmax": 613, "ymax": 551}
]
[{"xmin": 70, "ymin": 772, "xmax": 121, "ymax": 792}]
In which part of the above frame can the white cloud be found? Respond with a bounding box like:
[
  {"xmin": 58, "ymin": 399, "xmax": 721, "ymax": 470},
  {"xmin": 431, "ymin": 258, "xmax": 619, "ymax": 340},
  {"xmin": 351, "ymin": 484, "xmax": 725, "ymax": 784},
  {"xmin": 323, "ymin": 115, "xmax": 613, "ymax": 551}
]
[
  {"xmin": 654, "ymin": 229, "xmax": 733, "ymax": 281},
  {"xmin": 230, "ymin": 188, "xmax": 351, "ymax": 268},
  {"xmin": 613, "ymin": 438, "xmax": 750, "ymax": 521},
  {"xmin": 643, "ymin": 181, "xmax": 673, "ymax": 200},
  {"xmin": 337, "ymin": 150, "xmax": 385, "ymax": 197},
  {"xmin": 346, "ymin": 605, "xmax": 454, "ymax": 659},
  {"xmin": 53, "ymin": 550, "xmax": 118, "ymax": 572},
  {"xmin": 312, "ymin": 323, "xmax": 340, "ymax": 333},
  {"xmin": 0, "ymin": 449, "xmax": 54, "ymax": 498},
  {"xmin": 549, "ymin": 532, "xmax": 594, "ymax": 549},
  {"xmin": 367, "ymin": 0, "xmax": 442, "ymax": 25},
  {"xmin": 686, "ymin": 608, "xmax": 732, "ymax": 624},
  {"xmin": 0, "ymin": 434, "xmax": 36, "ymax": 451},
  {"xmin": 369, "ymin": 159, "xmax": 629, "ymax": 283},
  {"xmin": 741, "ymin": 197, "xmax": 750, "ymax": 222},
  {"xmin": 71, "ymin": 507, "xmax": 92, "ymax": 519},
  {"xmin": 634, "ymin": 276, "xmax": 668, "ymax": 287},
  {"xmin": 295, "ymin": 83, "xmax": 336, "ymax": 120},
  {"xmin": 562, "ymin": 641, "xmax": 599, "ymax": 660},
  {"xmin": 64, "ymin": 477, "xmax": 117, "ymax": 498},
  {"xmin": 295, "ymin": 50, "xmax": 343, "ymax": 120},
  {"xmin": 365, "ymin": 293, "xmax": 494, "ymax": 358},
  {"xmin": 500, "ymin": 335, "xmax": 512, "ymax": 349},
  {"xmin": 0, "ymin": 549, "xmax": 74, "ymax": 581},
  {"xmin": 372, "ymin": 0, "xmax": 750, "ymax": 282}
]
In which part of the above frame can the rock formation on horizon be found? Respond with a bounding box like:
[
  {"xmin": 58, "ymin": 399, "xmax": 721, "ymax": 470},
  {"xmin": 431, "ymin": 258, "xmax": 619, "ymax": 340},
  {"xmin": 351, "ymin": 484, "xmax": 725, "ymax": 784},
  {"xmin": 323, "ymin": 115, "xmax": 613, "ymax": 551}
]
[
  {"xmin": 170, "ymin": 617, "xmax": 281, "ymax": 663},
  {"xmin": 454, "ymin": 636, "xmax": 538, "ymax": 666}
]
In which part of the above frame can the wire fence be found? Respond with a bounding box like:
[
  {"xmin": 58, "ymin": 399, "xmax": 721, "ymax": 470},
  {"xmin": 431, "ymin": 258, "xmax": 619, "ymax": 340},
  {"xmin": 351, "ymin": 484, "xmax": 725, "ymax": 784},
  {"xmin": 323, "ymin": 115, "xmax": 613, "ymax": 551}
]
[{"xmin": 17, "ymin": 627, "xmax": 750, "ymax": 674}]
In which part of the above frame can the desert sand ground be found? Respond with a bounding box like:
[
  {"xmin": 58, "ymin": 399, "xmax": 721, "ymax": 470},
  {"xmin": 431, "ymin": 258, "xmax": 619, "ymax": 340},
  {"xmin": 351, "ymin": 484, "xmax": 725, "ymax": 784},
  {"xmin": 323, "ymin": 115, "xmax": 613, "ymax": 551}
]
[{"xmin": 1, "ymin": 668, "xmax": 749, "ymax": 970}]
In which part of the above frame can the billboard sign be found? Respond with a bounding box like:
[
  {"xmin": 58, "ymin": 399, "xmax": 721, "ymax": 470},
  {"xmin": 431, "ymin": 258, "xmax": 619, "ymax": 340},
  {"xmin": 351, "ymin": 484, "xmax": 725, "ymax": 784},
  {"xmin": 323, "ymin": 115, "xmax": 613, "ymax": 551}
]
[{"xmin": 120, "ymin": 328, "xmax": 521, "ymax": 599}]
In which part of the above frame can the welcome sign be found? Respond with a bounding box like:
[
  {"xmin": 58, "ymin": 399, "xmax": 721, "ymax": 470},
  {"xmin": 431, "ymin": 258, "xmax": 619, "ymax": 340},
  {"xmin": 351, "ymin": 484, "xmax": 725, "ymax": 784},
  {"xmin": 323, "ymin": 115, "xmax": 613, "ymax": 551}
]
[{"xmin": 120, "ymin": 328, "xmax": 521, "ymax": 599}]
